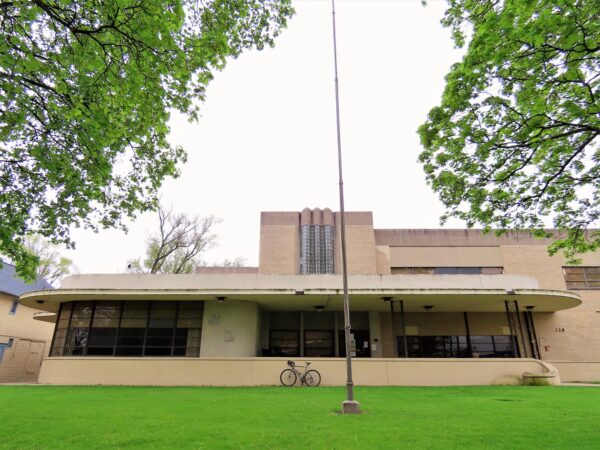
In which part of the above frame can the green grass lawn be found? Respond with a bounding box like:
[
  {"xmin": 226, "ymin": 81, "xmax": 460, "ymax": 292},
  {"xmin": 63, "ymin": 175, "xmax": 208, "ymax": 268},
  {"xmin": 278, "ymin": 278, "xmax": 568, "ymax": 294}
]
[{"xmin": 1, "ymin": 386, "xmax": 599, "ymax": 449}]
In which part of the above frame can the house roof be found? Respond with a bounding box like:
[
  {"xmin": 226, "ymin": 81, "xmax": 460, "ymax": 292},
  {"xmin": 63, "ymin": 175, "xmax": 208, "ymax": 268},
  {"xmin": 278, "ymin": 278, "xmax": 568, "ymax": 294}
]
[{"xmin": 0, "ymin": 262, "xmax": 53, "ymax": 297}]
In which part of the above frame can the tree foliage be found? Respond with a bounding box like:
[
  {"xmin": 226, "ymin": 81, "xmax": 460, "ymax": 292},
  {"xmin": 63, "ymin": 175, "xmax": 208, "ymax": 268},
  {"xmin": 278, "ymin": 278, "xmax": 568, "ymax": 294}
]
[
  {"xmin": 419, "ymin": 0, "xmax": 599, "ymax": 260},
  {"xmin": 0, "ymin": 0, "xmax": 293, "ymax": 279},
  {"xmin": 23, "ymin": 235, "xmax": 75, "ymax": 285},
  {"xmin": 128, "ymin": 205, "xmax": 217, "ymax": 274}
]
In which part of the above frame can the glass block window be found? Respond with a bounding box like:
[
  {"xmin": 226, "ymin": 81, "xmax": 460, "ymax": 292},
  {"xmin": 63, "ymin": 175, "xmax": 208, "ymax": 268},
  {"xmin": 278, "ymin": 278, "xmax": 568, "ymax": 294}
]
[
  {"xmin": 300, "ymin": 225, "xmax": 335, "ymax": 274},
  {"xmin": 563, "ymin": 267, "xmax": 600, "ymax": 289}
]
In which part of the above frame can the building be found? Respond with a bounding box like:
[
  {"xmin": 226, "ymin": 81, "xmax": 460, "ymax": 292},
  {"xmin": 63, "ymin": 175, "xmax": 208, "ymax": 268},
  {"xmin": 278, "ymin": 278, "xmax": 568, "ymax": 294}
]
[
  {"xmin": 21, "ymin": 208, "xmax": 600, "ymax": 386},
  {"xmin": 1, "ymin": 263, "xmax": 54, "ymax": 382}
]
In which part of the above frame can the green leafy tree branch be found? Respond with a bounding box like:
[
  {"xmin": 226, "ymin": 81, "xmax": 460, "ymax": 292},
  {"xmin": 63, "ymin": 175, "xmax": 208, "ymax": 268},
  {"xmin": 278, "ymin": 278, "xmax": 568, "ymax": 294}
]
[
  {"xmin": 419, "ymin": 0, "xmax": 599, "ymax": 261},
  {"xmin": 0, "ymin": 0, "xmax": 293, "ymax": 279}
]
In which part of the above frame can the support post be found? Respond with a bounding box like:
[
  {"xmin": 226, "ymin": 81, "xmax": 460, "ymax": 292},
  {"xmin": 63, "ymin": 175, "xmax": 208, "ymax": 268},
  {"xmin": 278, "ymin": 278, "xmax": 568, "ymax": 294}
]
[
  {"xmin": 463, "ymin": 312, "xmax": 472, "ymax": 357},
  {"xmin": 334, "ymin": 312, "xmax": 340, "ymax": 357},
  {"xmin": 504, "ymin": 300, "xmax": 519, "ymax": 358},
  {"xmin": 399, "ymin": 300, "xmax": 408, "ymax": 358},
  {"xmin": 525, "ymin": 309, "xmax": 541, "ymax": 359},
  {"xmin": 513, "ymin": 301, "xmax": 528, "ymax": 358},
  {"xmin": 389, "ymin": 299, "xmax": 398, "ymax": 357},
  {"xmin": 299, "ymin": 311, "xmax": 305, "ymax": 357}
]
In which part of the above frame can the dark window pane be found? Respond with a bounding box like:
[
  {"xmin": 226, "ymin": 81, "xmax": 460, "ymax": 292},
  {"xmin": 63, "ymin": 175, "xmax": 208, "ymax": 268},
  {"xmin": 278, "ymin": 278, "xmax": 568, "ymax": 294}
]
[
  {"xmin": 71, "ymin": 303, "xmax": 94, "ymax": 319},
  {"xmin": 146, "ymin": 328, "xmax": 173, "ymax": 337},
  {"xmin": 150, "ymin": 302, "xmax": 177, "ymax": 318},
  {"xmin": 117, "ymin": 336, "xmax": 145, "ymax": 347},
  {"xmin": 93, "ymin": 302, "xmax": 121, "ymax": 320},
  {"xmin": 174, "ymin": 337, "xmax": 188, "ymax": 347},
  {"xmin": 146, "ymin": 337, "xmax": 172, "ymax": 347},
  {"xmin": 118, "ymin": 328, "xmax": 145, "ymax": 337},
  {"xmin": 434, "ymin": 267, "xmax": 458, "ymax": 274},
  {"xmin": 270, "ymin": 330, "xmax": 299, "ymax": 356},
  {"xmin": 67, "ymin": 328, "xmax": 89, "ymax": 348},
  {"xmin": 64, "ymin": 346, "xmax": 86, "ymax": 356},
  {"xmin": 177, "ymin": 318, "xmax": 202, "ymax": 328},
  {"xmin": 87, "ymin": 347, "xmax": 114, "ymax": 356},
  {"xmin": 492, "ymin": 336, "xmax": 514, "ymax": 357},
  {"xmin": 88, "ymin": 328, "xmax": 117, "ymax": 347},
  {"xmin": 115, "ymin": 347, "xmax": 143, "ymax": 356},
  {"xmin": 173, "ymin": 347, "xmax": 187, "ymax": 356},
  {"xmin": 144, "ymin": 347, "xmax": 172, "ymax": 356},
  {"xmin": 178, "ymin": 302, "xmax": 204, "ymax": 318},
  {"xmin": 120, "ymin": 318, "xmax": 147, "ymax": 328},
  {"xmin": 471, "ymin": 336, "xmax": 495, "ymax": 356},
  {"xmin": 122, "ymin": 302, "xmax": 149, "ymax": 319},
  {"xmin": 148, "ymin": 318, "xmax": 176, "ymax": 328},
  {"xmin": 304, "ymin": 330, "xmax": 334, "ymax": 357}
]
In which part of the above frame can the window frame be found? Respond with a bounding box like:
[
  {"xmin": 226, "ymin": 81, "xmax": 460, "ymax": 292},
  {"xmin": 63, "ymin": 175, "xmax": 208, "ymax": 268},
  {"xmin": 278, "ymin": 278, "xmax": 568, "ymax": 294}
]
[
  {"xmin": 563, "ymin": 266, "xmax": 600, "ymax": 290},
  {"xmin": 50, "ymin": 300, "xmax": 203, "ymax": 357},
  {"xmin": 8, "ymin": 299, "xmax": 18, "ymax": 316}
]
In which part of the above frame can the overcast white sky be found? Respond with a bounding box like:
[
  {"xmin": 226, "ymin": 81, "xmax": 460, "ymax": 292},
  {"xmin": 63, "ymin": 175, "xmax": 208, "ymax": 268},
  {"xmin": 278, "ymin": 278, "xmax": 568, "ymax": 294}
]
[{"xmin": 65, "ymin": 0, "xmax": 466, "ymax": 274}]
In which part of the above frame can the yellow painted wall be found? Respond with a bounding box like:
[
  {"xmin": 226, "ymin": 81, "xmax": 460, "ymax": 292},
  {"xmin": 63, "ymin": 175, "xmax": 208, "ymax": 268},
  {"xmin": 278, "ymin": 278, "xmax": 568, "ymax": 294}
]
[
  {"xmin": 38, "ymin": 357, "xmax": 553, "ymax": 386},
  {"xmin": 0, "ymin": 293, "xmax": 53, "ymax": 382}
]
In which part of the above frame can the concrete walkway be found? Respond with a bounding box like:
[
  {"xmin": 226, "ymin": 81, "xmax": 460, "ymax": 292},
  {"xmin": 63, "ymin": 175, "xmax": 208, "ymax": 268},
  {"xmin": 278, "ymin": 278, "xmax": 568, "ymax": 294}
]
[{"xmin": 560, "ymin": 382, "xmax": 600, "ymax": 387}]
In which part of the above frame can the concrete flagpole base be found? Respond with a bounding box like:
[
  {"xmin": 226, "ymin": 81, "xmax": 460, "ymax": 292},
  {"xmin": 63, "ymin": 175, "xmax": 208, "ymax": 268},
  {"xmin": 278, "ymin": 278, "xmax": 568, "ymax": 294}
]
[{"xmin": 341, "ymin": 400, "xmax": 361, "ymax": 414}]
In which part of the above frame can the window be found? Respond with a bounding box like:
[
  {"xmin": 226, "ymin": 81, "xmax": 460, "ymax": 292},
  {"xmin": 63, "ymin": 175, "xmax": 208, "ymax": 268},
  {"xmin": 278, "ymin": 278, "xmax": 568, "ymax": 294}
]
[
  {"xmin": 392, "ymin": 267, "xmax": 503, "ymax": 275},
  {"xmin": 8, "ymin": 300, "xmax": 18, "ymax": 315},
  {"xmin": 397, "ymin": 335, "xmax": 513, "ymax": 358},
  {"xmin": 50, "ymin": 300, "xmax": 203, "ymax": 357},
  {"xmin": 563, "ymin": 267, "xmax": 600, "ymax": 289},
  {"xmin": 269, "ymin": 331, "xmax": 299, "ymax": 357},
  {"xmin": 300, "ymin": 224, "xmax": 335, "ymax": 274},
  {"xmin": 304, "ymin": 331, "xmax": 334, "ymax": 357}
]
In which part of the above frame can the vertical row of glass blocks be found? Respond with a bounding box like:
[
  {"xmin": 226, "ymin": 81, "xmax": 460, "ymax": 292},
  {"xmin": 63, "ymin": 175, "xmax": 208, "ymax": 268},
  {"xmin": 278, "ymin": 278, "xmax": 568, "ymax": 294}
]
[{"xmin": 300, "ymin": 225, "xmax": 335, "ymax": 274}]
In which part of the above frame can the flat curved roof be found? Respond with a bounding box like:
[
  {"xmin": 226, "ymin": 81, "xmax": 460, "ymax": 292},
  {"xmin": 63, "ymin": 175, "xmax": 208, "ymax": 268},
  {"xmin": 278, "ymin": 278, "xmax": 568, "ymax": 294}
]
[{"xmin": 21, "ymin": 286, "xmax": 580, "ymax": 315}]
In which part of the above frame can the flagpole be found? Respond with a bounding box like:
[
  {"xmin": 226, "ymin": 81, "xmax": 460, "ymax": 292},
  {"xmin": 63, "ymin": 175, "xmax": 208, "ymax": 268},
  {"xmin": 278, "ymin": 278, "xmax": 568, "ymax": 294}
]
[{"xmin": 331, "ymin": 0, "xmax": 360, "ymax": 415}]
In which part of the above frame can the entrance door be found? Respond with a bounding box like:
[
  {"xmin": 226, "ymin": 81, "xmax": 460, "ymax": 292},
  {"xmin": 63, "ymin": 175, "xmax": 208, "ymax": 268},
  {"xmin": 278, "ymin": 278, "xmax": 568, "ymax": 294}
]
[
  {"xmin": 23, "ymin": 342, "xmax": 45, "ymax": 382},
  {"xmin": 338, "ymin": 330, "xmax": 371, "ymax": 358}
]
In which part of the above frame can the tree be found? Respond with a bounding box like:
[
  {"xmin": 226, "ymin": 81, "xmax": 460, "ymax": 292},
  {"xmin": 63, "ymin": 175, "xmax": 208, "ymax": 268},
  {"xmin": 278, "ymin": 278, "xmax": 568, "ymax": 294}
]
[
  {"xmin": 418, "ymin": 0, "xmax": 599, "ymax": 260},
  {"xmin": 0, "ymin": 1, "xmax": 293, "ymax": 280},
  {"xmin": 128, "ymin": 205, "xmax": 218, "ymax": 274},
  {"xmin": 197, "ymin": 256, "xmax": 247, "ymax": 268},
  {"xmin": 23, "ymin": 235, "xmax": 75, "ymax": 285},
  {"xmin": 219, "ymin": 257, "xmax": 247, "ymax": 267}
]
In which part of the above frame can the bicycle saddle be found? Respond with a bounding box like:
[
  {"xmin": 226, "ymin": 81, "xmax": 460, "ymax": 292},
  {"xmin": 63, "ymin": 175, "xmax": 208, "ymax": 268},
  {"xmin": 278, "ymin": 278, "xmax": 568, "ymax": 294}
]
[{"xmin": 287, "ymin": 360, "xmax": 295, "ymax": 366}]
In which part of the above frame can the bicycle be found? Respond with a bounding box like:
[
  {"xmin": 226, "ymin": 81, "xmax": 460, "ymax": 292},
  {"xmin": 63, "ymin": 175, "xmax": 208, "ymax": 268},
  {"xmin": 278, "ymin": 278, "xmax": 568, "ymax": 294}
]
[{"xmin": 280, "ymin": 360, "xmax": 321, "ymax": 387}]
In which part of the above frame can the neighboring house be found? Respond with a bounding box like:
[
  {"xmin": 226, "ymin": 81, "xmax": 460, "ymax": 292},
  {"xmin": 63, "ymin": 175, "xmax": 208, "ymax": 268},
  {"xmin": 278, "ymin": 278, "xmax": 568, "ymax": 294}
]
[
  {"xmin": 0, "ymin": 263, "xmax": 54, "ymax": 382},
  {"xmin": 20, "ymin": 208, "xmax": 600, "ymax": 386}
]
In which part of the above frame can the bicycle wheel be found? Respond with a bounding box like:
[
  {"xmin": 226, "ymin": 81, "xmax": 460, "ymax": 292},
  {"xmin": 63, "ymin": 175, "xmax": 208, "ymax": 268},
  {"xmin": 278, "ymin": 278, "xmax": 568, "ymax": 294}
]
[
  {"xmin": 280, "ymin": 369, "xmax": 297, "ymax": 387},
  {"xmin": 304, "ymin": 369, "xmax": 321, "ymax": 387}
]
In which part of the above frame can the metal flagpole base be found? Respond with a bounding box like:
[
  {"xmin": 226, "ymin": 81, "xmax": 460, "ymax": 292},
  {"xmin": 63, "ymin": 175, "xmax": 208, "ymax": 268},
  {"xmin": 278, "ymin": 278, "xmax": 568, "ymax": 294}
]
[{"xmin": 341, "ymin": 400, "xmax": 361, "ymax": 414}]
